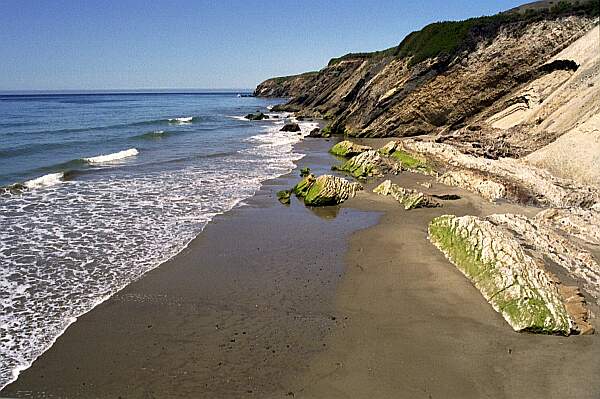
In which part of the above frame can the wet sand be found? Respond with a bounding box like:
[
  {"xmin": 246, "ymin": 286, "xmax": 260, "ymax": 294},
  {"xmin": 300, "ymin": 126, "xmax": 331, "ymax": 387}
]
[
  {"xmin": 286, "ymin": 170, "xmax": 600, "ymax": 399},
  {"xmin": 3, "ymin": 137, "xmax": 600, "ymax": 398}
]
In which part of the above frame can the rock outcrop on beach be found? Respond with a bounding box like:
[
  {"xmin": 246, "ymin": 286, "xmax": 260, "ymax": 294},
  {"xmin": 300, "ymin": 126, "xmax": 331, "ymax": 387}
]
[
  {"xmin": 293, "ymin": 174, "xmax": 362, "ymax": 206},
  {"xmin": 374, "ymin": 180, "xmax": 441, "ymax": 210},
  {"xmin": 535, "ymin": 207, "xmax": 600, "ymax": 246},
  {"xmin": 428, "ymin": 214, "xmax": 595, "ymax": 335},
  {"xmin": 262, "ymin": 0, "xmax": 600, "ymax": 336},
  {"xmin": 400, "ymin": 139, "xmax": 600, "ymax": 207},
  {"xmin": 336, "ymin": 150, "xmax": 399, "ymax": 178},
  {"xmin": 329, "ymin": 140, "xmax": 372, "ymax": 157}
]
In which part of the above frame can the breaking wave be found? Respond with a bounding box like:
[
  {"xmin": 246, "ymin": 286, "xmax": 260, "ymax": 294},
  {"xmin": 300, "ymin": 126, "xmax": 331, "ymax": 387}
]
[
  {"xmin": 83, "ymin": 148, "xmax": 139, "ymax": 164},
  {"xmin": 23, "ymin": 173, "xmax": 65, "ymax": 189}
]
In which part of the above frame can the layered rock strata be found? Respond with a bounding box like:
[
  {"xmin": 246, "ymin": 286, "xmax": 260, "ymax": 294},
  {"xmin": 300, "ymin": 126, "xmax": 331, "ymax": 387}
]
[
  {"xmin": 428, "ymin": 214, "xmax": 595, "ymax": 335},
  {"xmin": 401, "ymin": 140, "xmax": 600, "ymax": 208},
  {"xmin": 373, "ymin": 180, "xmax": 441, "ymax": 210},
  {"xmin": 329, "ymin": 140, "xmax": 373, "ymax": 157},
  {"xmin": 293, "ymin": 174, "xmax": 362, "ymax": 206},
  {"xmin": 336, "ymin": 150, "xmax": 399, "ymax": 178}
]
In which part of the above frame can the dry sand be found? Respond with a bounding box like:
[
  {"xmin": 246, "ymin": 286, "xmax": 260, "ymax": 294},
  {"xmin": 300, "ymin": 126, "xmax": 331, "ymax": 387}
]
[{"xmin": 3, "ymin": 137, "xmax": 600, "ymax": 398}]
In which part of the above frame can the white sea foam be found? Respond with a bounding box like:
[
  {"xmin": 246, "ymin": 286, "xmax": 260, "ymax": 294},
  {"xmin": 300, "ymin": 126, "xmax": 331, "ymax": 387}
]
[
  {"xmin": 83, "ymin": 148, "xmax": 139, "ymax": 164},
  {"xmin": 168, "ymin": 116, "xmax": 193, "ymax": 124},
  {"xmin": 229, "ymin": 115, "xmax": 250, "ymax": 121},
  {"xmin": 0, "ymin": 115, "xmax": 309, "ymax": 390},
  {"xmin": 22, "ymin": 173, "xmax": 64, "ymax": 189}
]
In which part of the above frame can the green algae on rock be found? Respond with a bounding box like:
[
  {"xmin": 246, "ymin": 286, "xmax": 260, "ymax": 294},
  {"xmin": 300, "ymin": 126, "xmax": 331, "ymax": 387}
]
[
  {"xmin": 428, "ymin": 214, "xmax": 573, "ymax": 335},
  {"xmin": 373, "ymin": 180, "xmax": 440, "ymax": 210},
  {"xmin": 293, "ymin": 174, "xmax": 315, "ymax": 198},
  {"xmin": 277, "ymin": 190, "xmax": 292, "ymax": 205},
  {"xmin": 390, "ymin": 149, "xmax": 432, "ymax": 174},
  {"xmin": 329, "ymin": 140, "xmax": 373, "ymax": 158},
  {"xmin": 293, "ymin": 174, "xmax": 362, "ymax": 206},
  {"xmin": 337, "ymin": 150, "xmax": 399, "ymax": 178},
  {"xmin": 377, "ymin": 141, "xmax": 433, "ymax": 174},
  {"xmin": 300, "ymin": 167, "xmax": 311, "ymax": 177}
]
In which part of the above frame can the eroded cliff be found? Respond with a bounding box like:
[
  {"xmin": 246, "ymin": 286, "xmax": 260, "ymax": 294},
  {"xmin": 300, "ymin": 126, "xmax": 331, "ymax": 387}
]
[{"xmin": 255, "ymin": 2, "xmax": 598, "ymax": 144}]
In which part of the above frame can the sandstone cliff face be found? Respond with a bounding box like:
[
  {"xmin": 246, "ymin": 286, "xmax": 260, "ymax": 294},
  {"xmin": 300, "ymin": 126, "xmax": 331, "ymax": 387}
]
[{"xmin": 255, "ymin": 9, "xmax": 597, "ymax": 140}]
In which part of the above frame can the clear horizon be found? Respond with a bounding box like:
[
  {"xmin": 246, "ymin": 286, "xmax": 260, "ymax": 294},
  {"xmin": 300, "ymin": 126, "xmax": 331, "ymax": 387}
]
[{"xmin": 2, "ymin": 0, "xmax": 527, "ymax": 91}]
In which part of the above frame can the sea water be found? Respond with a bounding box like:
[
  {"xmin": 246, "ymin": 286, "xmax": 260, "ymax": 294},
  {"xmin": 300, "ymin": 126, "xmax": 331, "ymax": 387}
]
[{"xmin": 0, "ymin": 91, "xmax": 315, "ymax": 389}]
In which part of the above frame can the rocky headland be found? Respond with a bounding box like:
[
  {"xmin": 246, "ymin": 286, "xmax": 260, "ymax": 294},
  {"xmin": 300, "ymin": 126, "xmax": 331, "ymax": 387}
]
[{"xmin": 257, "ymin": 0, "xmax": 600, "ymax": 336}]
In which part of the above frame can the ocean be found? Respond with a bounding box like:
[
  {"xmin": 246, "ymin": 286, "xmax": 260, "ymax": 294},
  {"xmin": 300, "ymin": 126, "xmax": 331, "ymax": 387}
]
[{"xmin": 0, "ymin": 91, "xmax": 315, "ymax": 389}]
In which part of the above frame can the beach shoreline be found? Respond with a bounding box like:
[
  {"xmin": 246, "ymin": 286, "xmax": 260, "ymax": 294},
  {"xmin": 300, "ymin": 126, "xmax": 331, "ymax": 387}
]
[
  {"xmin": 3, "ymin": 135, "xmax": 600, "ymax": 398},
  {"xmin": 1, "ymin": 135, "xmax": 381, "ymax": 398}
]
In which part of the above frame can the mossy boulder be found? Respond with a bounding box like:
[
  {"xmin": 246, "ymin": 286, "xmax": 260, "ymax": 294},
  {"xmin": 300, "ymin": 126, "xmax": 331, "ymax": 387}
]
[
  {"xmin": 391, "ymin": 150, "xmax": 432, "ymax": 173},
  {"xmin": 293, "ymin": 174, "xmax": 315, "ymax": 197},
  {"xmin": 377, "ymin": 141, "xmax": 433, "ymax": 174},
  {"xmin": 277, "ymin": 190, "xmax": 292, "ymax": 205},
  {"xmin": 329, "ymin": 140, "xmax": 373, "ymax": 157},
  {"xmin": 300, "ymin": 167, "xmax": 311, "ymax": 177},
  {"xmin": 428, "ymin": 214, "xmax": 573, "ymax": 335},
  {"xmin": 373, "ymin": 180, "xmax": 440, "ymax": 210},
  {"xmin": 337, "ymin": 150, "xmax": 399, "ymax": 178},
  {"xmin": 245, "ymin": 112, "xmax": 269, "ymax": 120},
  {"xmin": 293, "ymin": 174, "xmax": 362, "ymax": 206}
]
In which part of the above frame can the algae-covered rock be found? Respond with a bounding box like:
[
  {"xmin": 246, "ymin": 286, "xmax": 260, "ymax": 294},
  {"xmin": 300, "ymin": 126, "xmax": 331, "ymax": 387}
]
[
  {"xmin": 373, "ymin": 180, "xmax": 440, "ymax": 210},
  {"xmin": 277, "ymin": 190, "xmax": 292, "ymax": 205},
  {"xmin": 293, "ymin": 174, "xmax": 315, "ymax": 198},
  {"xmin": 487, "ymin": 213, "xmax": 600, "ymax": 310},
  {"xmin": 337, "ymin": 150, "xmax": 399, "ymax": 178},
  {"xmin": 329, "ymin": 140, "xmax": 372, "ymax": 157},
  {"xmin": 428, "ymin": 214, "xmax": 573, "ymax": 335},
  {"xmin": 299, "ymin": 167, "xmax": 311, "ymax": 177},
  {"xmin": 389, "ymin": 149, "xmax": 432, "ymax": 174},
  {"xmin": 293, "ymin": 174, "xmax": 362, "ymax": 206},
  {"xmin": 376, "ymin": 141, "xmax": 433, "ymax": 174}
]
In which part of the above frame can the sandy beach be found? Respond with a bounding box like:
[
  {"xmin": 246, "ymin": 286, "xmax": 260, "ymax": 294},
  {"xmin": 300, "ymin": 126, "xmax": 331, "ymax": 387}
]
[{"xmin": 3, "ymin": 137, "xmax": 600, "ymax": 398}]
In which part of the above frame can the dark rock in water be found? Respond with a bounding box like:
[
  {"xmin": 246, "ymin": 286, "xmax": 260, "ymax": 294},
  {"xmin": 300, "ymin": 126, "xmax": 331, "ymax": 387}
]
[
  {"xmin": 300, "ymin": 167, "xmax": 311, "ymax": 177},
  {"xmin": 308, "ymin": 128, "xmax": 322, "ymax": 138},
  {"xmin": 245, "ymin": 112, "xmax": 269, "ymax": 121},
  {"xmin": 272, "ymin": 115, "xmax": 280, "ymax": 118},
  {"xmin": 277, "ymin": 190, "xmax": 292, "ymax": 205},
  {"xmin": 281, "ymin": 123, "xmax": 301, "ymax": 132},
  {"xmin": 2, "ymin": 183, "xmax": 26, "ymax": 195}
]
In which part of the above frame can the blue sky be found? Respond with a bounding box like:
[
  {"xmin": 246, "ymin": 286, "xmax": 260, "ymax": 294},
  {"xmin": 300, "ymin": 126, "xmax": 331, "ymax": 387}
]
[{"xmin": 1, "ymin": 0, "xmax": 526, "ymax": 91}]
